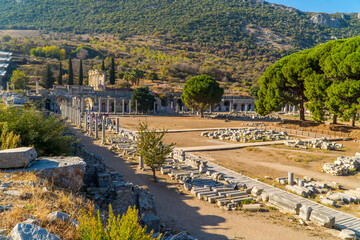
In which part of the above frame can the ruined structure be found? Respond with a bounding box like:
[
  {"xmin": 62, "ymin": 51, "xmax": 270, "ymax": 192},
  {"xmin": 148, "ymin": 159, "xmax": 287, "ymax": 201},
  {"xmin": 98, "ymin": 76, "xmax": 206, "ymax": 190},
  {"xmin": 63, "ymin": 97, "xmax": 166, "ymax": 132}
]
[{"xmin": 88, "ymin": 69, "xmax": 106, "ymax": 91}]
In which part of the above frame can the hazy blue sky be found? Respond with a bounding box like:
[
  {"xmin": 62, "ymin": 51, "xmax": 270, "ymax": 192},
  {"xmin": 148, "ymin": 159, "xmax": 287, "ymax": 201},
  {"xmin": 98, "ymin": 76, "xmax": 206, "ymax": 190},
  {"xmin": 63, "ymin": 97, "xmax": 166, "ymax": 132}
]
[{"xmin": 266, "ymin": 0, "xmax": 360, "ymax": 13}]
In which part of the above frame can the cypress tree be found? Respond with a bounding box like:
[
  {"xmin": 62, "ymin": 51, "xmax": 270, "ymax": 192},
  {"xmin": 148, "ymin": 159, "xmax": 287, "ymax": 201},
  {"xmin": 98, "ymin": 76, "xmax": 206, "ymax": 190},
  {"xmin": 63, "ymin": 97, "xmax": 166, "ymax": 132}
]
[
  {"xmin": 58, "ymin": 61, "xmax": 63, "ymax": 85},
  {"xmin": 110, "ymin": 57, "xmax": 116, "ymax": 85},
  {"xmin": 79, "ymin": 59, "xmax": 83, "ymax": 86},
  {"xmin": 101, "ymin": 59, "xmax": 105, "ymax": 71},
  {"xmin": 42, "ymin": 64, "xmax": 55, "ymax": 89},
  {"xmin": 68, "ymin": 57, "xmax": 74, "ymax": 85}
]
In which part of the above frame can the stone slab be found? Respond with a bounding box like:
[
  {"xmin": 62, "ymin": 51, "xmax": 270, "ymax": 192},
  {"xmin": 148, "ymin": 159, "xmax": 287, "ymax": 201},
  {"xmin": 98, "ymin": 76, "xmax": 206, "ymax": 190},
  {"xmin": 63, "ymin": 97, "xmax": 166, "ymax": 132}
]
[{"xmin": 0, "ymin": 147, "xmax": 37, "ymax": 169}]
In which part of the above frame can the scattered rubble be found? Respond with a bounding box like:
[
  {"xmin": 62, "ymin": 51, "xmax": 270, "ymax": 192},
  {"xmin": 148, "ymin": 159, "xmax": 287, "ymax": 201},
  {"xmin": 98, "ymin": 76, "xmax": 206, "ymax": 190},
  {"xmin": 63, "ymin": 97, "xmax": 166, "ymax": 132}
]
[
  {"xmin": 322, "ymin": 153, "xmax": 360, "ymax": 176},
  {"xmin": 201, "ymin": 128, "xmax": 289, "ymax": 143},
  {"xmin": 285, "ymin": 137, "xmax": 342, "ymax": 150}
]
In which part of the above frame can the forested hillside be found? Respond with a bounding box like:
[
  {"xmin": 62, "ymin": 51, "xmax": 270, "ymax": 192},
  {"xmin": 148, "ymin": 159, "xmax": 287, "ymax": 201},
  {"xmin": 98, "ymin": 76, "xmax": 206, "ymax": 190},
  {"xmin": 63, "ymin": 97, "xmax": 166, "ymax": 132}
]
[{"xmin": 1, "ymin": 0, "xmax": 360, "ymax": 49}]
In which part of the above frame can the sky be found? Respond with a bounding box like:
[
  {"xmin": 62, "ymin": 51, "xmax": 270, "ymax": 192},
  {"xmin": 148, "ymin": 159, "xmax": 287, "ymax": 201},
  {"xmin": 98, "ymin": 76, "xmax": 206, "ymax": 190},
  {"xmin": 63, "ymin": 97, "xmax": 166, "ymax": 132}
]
[{"xmin": 265, "ymin": 0, "xmax": 360, "ymax": 13}]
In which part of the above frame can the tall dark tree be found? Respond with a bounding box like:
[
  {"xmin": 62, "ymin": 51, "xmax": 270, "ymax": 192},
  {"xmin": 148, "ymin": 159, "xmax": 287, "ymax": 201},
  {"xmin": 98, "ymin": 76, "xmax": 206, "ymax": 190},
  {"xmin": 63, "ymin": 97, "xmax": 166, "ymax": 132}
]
[
  {"xmin": 109, "ymin": 57, "xmax": 116, "ymax": 85},
  {"xmin": 42, "ymin": 64, "xmax": 55, "ymax": 89},
  {"xmin": 79, "ymin": 59, "xmax": 83, "ymax": 86},
  {"xmin": 68, "ymin": 57, "xmax": 74, "ymax": 85},
  {"xmin": 101, "ymin": 59, "xmax": 105, "ymax": 71},
  {"xmin": 58, "ymin": 61, "xmax": 63, "ymax": 85}
]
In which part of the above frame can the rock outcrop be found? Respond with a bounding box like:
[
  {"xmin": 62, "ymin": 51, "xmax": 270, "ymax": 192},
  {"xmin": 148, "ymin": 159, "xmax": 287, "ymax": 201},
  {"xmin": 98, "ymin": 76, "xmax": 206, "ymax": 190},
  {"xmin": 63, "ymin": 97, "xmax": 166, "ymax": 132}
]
[
  {"xmin": 10, "ymin": 223, "xmax": 60, "ymax": 240},
  {"xmin": 310, "ymin": 14, "xmax": 342, "ymax": 28}
]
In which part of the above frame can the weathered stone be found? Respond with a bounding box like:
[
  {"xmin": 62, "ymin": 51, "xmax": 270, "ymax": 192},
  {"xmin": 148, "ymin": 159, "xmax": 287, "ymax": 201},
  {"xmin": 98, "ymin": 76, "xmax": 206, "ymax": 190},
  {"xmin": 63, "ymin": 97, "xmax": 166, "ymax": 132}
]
[
  {"xmin": 0, "ymin": 147, "xmax": 37, "ymax": 169},
  {"xmin": 309, "ymin": 209, "xmax": 335, "ymax": 228},
  {"xmin": 11, "ymin": 223, "xmax": 60, "ymax": 240},
  {"xmin": 268, "ymin": 194, "xmax": 302, "ymax": 215},
  {"xmin": 339, "ymin": 229, "xmax": 356, "ymax": 239},
  {"xmin": 141, "ymin": 214, "xmax": 160, "ymax": 233},
  {"xmin": 251, "ymin": 186, "xmax": 263, "ymax": 197},
  {"xmin": 243, "ymin": 204, "xmax": 261, "ymax": 211},
  {"xmin": 299, "ymin": 206, "xmax": 312, "ymax": 221},
  {"xmin": 47, "ymin": 211, "xmax": 70, "ymax": 222},
  {"xmin": 24, "ymin": 156, "xmax": 86, "ymax": 192}
]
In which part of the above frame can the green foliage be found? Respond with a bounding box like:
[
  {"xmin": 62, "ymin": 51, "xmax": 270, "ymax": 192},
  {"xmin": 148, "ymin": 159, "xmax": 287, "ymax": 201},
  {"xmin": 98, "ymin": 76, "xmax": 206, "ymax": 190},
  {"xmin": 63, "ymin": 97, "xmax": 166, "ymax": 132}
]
[
  {"xmin": 131, "ymin": 87, "xmax": 156, "ymax": 112},
  {"xmin": 0, "ymin": 123, "xmax": 21, "ymax": 150},
  {"xmin": 58, "ymin": 61, "xmax": 63, "ymax": 85},
  {"xmin": 79, "ymin": 205, "xmax": 160, "ymax": 240},
  {"xmin": 326, "ymin": 80, "xmax": 360, "ymax": 126},
  {"xmin": 137, "ymin": 122, "xmax": 175, "ymax": 182},
  {"xmin": 181, "ymin": 75, "xmax": 224, "ymax": 117},
  {"xmin": 0, "ymin": 106, "xmax": 73, "ymax": 156},
  {"xmin": 30, "ymin": 46, "xmax": 65, "ymax": 60},
  {"xmin": 10, "ymin": 70, "xmax": 29, "ymax": 89},
  {"xmin": 147, "ymin": 72, "xmax": 159, "ymax": 81},
  {"xmin": 109, "ymin": 57, "xmax": 116, "ymax": 85},
  {"xmin": 42, "ymin": 64, "xmax": 55, "ymax": 89},
  {"xmin": 79, "ymin": 59, "xmax": 84, "ymax": 86},
  {"xmin": 68, "ymin": 58, "xmax": 74, "ymax": 85},
  {"xmin": 249, "ymin": 85, "xmax": 260, "ymax": 98},
  {"xmin": 2, "ymin": 35, "xmax": 11, "ymax": 42}
]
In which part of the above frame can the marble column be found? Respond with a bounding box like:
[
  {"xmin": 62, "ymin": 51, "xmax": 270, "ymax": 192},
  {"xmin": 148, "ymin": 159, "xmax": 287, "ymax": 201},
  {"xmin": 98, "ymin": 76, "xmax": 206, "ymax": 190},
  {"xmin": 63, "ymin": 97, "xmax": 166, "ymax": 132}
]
[
  {"xmin": 102, "ymin": 118, "xmax": 105, "ymax": 144},
  {"xmin": 107, "ymin": 98, "xmax": 110, "ymax": 114},
  {"xmin": 84, "ymin": 113, "xmax": 88, "ymax": 132},
  {"xmin": 98, "ymin": 98, "xmax": 102, "ymax": 114},
  {"xmin": 89, "ymin": 114, "xmax": 93, "ymax": 136},
  {"xmin": 114, "ymin": 99, "xmax": 117, "ymax": 114},
  {"xmin": 122, "ymin": 99, "xmax": 125, "ymax": 115},
  {"xmin": 139, "ymin": 156, "xmax": 144, "ymax": 169},
  {"xmin": 116, "ymin": 118, "xmax": 119, "ymax": 133},
  {"xmin": 129, "ymin": 101, "xmax": 132, "ymax": 114},
  {"xmin": 95, "ymin": 114, "xmax": 99, "ymax": 139}
]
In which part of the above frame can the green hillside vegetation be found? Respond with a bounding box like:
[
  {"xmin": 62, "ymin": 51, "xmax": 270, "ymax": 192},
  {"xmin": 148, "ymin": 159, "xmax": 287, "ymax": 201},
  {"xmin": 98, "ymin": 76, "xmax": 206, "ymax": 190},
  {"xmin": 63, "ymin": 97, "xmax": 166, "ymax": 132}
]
[{"xmin": 256, "ymin": 36, "xmax": 360, "ymax": 126}]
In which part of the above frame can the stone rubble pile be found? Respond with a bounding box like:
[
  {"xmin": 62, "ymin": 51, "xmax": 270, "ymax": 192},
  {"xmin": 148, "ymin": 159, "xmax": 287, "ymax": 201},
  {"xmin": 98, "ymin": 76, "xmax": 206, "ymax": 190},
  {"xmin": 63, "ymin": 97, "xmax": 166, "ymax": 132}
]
[
  {"xmin": 285, "ymin": 137, "xmax": 343, "ymax": 150},
  {"xmin": 201, "ymin": 128, "xmax": 289, "ymax": 143},
  {"xmin": 213, "ymin": 113, "xmax": 281, "ymax": 122},
  {"xmin": 322, "ymin": 153, "xmax": 360, "ymax": 176}
]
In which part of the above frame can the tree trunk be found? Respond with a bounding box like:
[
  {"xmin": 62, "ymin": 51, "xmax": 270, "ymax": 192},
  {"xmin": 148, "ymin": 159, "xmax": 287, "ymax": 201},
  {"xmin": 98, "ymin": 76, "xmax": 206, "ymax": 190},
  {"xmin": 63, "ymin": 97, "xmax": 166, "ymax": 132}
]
[
  {"xmin": 200, "ymin": 110, "xmax": 204, "ymax": 118},
  {"xmin": 352, "ymin": 116, "xmax": 356, "ymax": 127},
  {"xmin": 152, "ymin": 167, "xmax": 157, "ymax": 182},
  {"xmin": 299, "ymin": 100, "xmax": 305, "ymax": 121},
  {"xmin": 332, "ymin": 115, "xmax": 337, "ymax": 124}
]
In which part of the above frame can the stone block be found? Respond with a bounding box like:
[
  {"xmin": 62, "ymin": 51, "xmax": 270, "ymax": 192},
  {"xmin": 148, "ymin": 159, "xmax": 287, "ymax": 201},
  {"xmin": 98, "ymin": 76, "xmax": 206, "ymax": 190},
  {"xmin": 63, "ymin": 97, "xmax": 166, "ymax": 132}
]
[
  {"xmin": 339, "ymin": 229, "xmax": 356, "ymax": 239},
  {"xmin": 243, "ymin": 204, "xmax": 261, "ymax": 211},
  {"xmin": 11, "ymin": 223, "xmax": 60, "ymax": 240},
  {"xmin": 97, "ymin": 173, "xmax": 111, "ymax": 188},
  {"xmin": 47, "ymin": 211, "xmax": 70, "ymax": 222},
  {"xmin": 141, "ymin": 214, "xmax": 160, "ymax": 233},
  {"xmin": 251, "ymin": 186, "xmax": 263, "ymax": 197},
  {"xmin": 0, "ymin": 147, "xmax": 37, "ymax": 169},
  {"xmin": 299, "ymin": 206, "xmax": 312, "ymax": 221},
  {"xmin": 24, "ymin": 156, "xmax": 86, "ymax": 192},
  {"xmin": 268, "ymin": 194, "xmax": 302, "ymax": 215},
  {"xmin": 309, "ymin": 209, "xmax": 335, "ymax": 228},
  {"xmin": 320, "ymin": 198, "xmax": 335, "ymax": 206}
]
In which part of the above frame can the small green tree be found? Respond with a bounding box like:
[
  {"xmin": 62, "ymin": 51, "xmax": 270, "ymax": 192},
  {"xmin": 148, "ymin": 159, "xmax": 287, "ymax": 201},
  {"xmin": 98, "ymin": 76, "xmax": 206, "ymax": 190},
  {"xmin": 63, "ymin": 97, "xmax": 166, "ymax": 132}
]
[
  {"xmin": 68, "ymin": 57, "xmax": 74, "ymax": 85},
  {"xmin": 181, "ymin": 75, "xmax": 224, "ymax": 118},
  {"xmin": 79, "ymin": 59, "xmax": 84, "ymax": 86},
  {"xmin": 42, "ymin": 64, "xmax": 55, "ymax": 89},
  {"xmin": 0, "ymin": 124, "xmax": 21, "ymax": 150},
  {"xmin": 58, "ymin": 61, "xmax": 63, "ymax": 85},
  {"xmin": 109, "ymin": 57, "xmax": 116, "ymax": 85},
  {"xmin": 131, "ymin": 68, "xmax": 145, "ymax": 85},
  {"xmin": 10, "ymin": 70, "xmax": 29, "ymax": 89},
  {"xmin": 137, "ymin": 122, "xmax": 175, "ymax": 182},
  {"xmin": 131, "ymin": 87, "xmax": 156, "ymax": 112}
]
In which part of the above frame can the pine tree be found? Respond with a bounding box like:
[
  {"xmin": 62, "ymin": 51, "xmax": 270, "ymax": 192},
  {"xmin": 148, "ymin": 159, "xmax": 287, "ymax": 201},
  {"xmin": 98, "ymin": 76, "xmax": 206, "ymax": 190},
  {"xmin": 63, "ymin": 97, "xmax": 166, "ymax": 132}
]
[
  {"xmin": 110, "ymin": 57, "xmax": 116, "ymax": 85},
  {"xmin": 58, "ymin": 61, "xmax": 63, "ymax": 85},
  {"xmin": 79, "ymin": 59, "xmax": 83, "ymax": 86},
  {"xmin": 42, "ymin": 64, "xmax": 56, "ymax": 89},
  {"xmin": 68, "ymin": 57, "xmax": 74, "ymax": 85}
]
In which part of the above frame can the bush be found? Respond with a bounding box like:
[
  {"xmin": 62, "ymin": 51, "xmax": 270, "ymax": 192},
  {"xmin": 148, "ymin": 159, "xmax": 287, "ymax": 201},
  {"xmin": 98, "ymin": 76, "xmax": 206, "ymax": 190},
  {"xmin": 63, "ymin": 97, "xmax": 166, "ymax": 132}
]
[
  {"xmin": 0, "ymin": 106, "xmax": 74, "ymax": 156},
  {"xmin": 78, "ymin": 205, "xmax": 161, "ymax": 240}
]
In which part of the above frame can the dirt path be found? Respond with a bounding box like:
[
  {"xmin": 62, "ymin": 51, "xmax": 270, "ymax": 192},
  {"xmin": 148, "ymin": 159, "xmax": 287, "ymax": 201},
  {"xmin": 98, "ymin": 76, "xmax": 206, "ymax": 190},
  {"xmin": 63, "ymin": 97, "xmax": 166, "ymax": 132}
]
[{"xmin": 73, "ymin": 128, "xmax": 335, "ymax": 240}]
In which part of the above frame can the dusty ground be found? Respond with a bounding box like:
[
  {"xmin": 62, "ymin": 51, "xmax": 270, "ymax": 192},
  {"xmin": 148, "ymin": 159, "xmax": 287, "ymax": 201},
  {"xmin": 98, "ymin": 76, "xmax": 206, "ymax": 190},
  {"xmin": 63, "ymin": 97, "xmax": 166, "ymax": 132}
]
[{"xmin": 74, "ymin": 127, "xmax": 337, "ymax": 240}]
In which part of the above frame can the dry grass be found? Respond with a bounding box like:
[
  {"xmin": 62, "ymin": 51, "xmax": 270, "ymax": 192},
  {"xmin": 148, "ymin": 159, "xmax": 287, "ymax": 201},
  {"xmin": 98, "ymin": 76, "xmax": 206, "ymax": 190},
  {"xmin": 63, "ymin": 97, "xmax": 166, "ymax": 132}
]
[{"xmin": 0, "ymin": 171, "xmax": 93, "ymax": 239}]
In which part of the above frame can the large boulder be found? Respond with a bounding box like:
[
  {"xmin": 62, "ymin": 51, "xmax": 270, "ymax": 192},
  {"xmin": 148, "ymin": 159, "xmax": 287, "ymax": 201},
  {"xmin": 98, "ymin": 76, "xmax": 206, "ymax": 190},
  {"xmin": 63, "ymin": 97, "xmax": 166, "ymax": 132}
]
[
  {"xmin": 25, "ymin": 156, "xmax": 86, "ymax": 192},
  {"xmin": 11, "ymin": 223, "xmax": 60, "ymax": 240},
  {"xmin": 0, "ymin": 147, "xmax": 37, "ymax": 169}
]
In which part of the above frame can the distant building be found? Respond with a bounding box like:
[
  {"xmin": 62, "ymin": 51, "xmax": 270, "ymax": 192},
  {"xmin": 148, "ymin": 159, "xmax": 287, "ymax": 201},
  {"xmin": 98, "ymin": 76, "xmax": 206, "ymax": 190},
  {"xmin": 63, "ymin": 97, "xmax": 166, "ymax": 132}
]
[{"xmin": 88, "ymin": 70, "xmax": 106, "ymax": 91}]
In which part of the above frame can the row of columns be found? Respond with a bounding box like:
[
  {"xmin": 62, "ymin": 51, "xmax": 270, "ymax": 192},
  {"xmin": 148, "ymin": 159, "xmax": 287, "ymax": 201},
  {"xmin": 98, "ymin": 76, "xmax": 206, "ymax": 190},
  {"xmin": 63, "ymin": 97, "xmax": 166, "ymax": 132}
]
[
  {"xmin": 59, "ymin": 103, "xmax": 121, "ymax": 144},
  {"xmin": 97, "ymin": 97, "xmax": 139, "ymax": 115}
]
